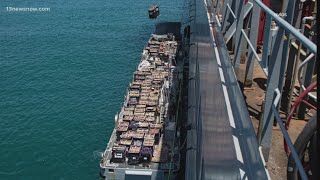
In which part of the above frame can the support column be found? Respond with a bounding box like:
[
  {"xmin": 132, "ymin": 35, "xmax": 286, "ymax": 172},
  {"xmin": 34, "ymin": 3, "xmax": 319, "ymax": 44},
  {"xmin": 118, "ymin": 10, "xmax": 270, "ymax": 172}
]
[
  {"xmin": 244, "ymin": 0, "xmax": 261, "ymax": 86},
  {"xmin": 259, "ymin": 0, "xmax": 297, "ymax": 160}
]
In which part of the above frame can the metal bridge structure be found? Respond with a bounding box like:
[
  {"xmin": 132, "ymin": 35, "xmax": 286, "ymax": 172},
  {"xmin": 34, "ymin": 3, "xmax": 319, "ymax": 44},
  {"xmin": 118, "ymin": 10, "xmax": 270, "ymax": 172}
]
[{"xmin": 184, "ymin": 0, "xmax": 317, "ymax": 179}]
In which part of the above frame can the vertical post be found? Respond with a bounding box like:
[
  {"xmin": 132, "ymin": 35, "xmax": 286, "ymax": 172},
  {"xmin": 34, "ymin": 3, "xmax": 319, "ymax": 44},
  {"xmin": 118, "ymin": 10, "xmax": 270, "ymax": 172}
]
[
  {"xmin": 261, "ymin": 14, "xmax": 272, "ymax": 68},
  {"xmin": 277, "ymin": 0, "xmax": 297, "ymax": 111},
  {"xmin": 257, "ymin": 99, "xmax": 266, "ymax": 143},
  {"xmin": 231, "ymin": 0, "xmax": 237, "ymax": 51},
  {"xmin": 244, "ymin": 0, "xmax": 261, "ymax": 86},
  {"xmin": 233, "ymin": 0, "xmax": 245, "ymax": 77},
  {"xmin": 260, "ymin": 25, "xmax": 287, "ymax": 160},
  {"xmin": 281, "ymin": 0, "xmax": 287, "ymax": 14},
  {"xmin": 221, "ymin": 0, "xmax": 230, "ymax": 32},
  {"xmin": 215, "ymin": 0, "xmax": 219, "ymax": 11},
  {"xmin": 215, "ymin": 0, "xmax": 221, "ymax": 15},
  {"xmin": 296, "ymin": 22, "xmax": 317, "ymax": 119},
  {"xmin": 259, "ymin": 0, "xmax": 297, "ymax": 160},
  {"xmin": 296, "ymin": 55, "xmax": 315, "ymax": 118},
  {"xmin": 281, "ymin": 42, "xmax": 299, "ymax": 113}
]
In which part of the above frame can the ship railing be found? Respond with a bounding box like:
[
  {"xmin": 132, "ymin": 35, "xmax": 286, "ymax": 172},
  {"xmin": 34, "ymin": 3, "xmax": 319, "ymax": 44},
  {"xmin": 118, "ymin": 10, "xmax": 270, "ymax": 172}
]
[
  {"xmin": 100, "ymin": 129, "xmax": 118, "ymax": 168},
  {"xmin": 211, "ymin": 0, "xmax": 316, "ymax": 179}
]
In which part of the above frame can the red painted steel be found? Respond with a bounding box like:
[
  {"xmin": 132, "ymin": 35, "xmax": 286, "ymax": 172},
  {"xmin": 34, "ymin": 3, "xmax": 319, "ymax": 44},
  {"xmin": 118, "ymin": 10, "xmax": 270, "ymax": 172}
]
[{"xmin": 257, "ymin": 0, "xmax": 270, "ymax": 45}]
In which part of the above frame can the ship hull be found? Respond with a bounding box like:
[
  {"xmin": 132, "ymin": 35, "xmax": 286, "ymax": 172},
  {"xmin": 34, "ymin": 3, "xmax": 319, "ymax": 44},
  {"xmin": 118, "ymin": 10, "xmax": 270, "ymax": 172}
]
[{"xmin": 100, "ymin": 22, "xmax": 183, "ymax": 180}]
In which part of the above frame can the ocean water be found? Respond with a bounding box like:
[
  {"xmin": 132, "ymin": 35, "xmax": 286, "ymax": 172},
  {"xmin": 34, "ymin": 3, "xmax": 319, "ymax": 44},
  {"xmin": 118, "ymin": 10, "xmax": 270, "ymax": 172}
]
[{"xmin": 0, "ymin": 0, "xmax": 185, "ymax": 179}]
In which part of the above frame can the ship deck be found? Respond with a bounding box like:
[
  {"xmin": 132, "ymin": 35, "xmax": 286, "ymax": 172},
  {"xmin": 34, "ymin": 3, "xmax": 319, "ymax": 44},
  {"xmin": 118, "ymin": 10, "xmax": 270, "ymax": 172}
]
[{"xmin": 100, "ymin": 30, "xmax": 182, "ymax": 177}]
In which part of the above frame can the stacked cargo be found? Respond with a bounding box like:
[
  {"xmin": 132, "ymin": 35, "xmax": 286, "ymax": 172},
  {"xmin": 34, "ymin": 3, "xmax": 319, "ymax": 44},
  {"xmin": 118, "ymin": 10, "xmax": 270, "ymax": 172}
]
[{"xmin": 110, "ymin": 34, "xmax": 178, "ymax": 166}]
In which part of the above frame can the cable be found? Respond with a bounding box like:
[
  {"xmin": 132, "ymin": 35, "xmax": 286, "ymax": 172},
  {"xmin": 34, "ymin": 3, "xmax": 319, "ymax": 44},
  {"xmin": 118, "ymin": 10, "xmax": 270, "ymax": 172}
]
[
  {"xmin": 297, "ymin": 53, "xmax": 316, "ymax": 100},
  {"xmin": 284, "ymin": 81, "xmax": 317, "ymax": 155}
]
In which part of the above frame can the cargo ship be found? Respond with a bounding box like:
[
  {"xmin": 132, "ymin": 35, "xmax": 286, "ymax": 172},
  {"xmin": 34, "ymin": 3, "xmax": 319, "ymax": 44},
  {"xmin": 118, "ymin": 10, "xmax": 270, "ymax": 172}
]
[{"xmin": 100, "ymin": 24, "xmax": 184, "ymax": 179}]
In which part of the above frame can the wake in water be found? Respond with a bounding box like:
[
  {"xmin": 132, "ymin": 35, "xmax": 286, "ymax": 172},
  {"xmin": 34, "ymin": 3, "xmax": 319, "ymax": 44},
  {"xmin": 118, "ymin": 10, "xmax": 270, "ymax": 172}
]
[{"xmin": 93, "ymin": 150, "xmax": 104, "ymax": 160}]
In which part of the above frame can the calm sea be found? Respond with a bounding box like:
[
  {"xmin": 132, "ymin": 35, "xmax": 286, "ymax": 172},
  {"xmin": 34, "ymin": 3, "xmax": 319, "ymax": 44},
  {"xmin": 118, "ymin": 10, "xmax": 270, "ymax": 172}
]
[{"xmin": 0, "ymin": 0, "xmax": 185, "ymax": 179}]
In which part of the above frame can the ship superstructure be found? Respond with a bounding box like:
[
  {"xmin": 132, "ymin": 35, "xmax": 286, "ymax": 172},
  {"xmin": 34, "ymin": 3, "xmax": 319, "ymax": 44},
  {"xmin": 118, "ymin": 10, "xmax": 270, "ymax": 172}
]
[{"xmin": 100, "ymin": 33, "xmax": 182, "ymax": 180}]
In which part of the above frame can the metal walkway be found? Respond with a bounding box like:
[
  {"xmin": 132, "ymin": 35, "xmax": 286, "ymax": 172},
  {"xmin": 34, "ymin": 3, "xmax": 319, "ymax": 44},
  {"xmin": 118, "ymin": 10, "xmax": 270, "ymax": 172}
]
[{"xmin": 185, "ymin": 0, "xmax": 269, "ymax": 179}]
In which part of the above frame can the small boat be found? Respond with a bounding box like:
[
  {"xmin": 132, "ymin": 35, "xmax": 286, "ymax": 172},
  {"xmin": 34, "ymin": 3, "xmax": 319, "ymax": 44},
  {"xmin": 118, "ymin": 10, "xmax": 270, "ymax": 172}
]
[{"xmin": 148, "ymin": 5, "xmax": 160, "ymax": 19}]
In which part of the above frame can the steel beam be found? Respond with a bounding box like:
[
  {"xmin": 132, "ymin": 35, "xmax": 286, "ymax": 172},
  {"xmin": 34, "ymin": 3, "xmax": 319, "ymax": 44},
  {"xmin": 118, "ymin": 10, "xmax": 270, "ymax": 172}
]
[
  {"xmin": 233, "ymin": 0, "xmax": 245, "ymax": 77},
  {"xmin": 260, "ymin": 26, "xmax": 287, "ymax": 160},
  {"xmin": 261, "ymin": 14, "xmax": 272, "ymax": 69},
  {"xmin": 221, "ymin": 0, "xmax": 231, "ymax": 33},
  {"xmin": 281, "ymin": 42, "xmax": 299, "ymax": 112},
  {"xmin": 297, "ymin": 26, "xmax": 317, "ymax": 118},
  {"xmin": 233, "ymin": 2, "xmax": 253, "ymax": 78},
  {"xmin": 244, "ymin": 0, "xmax": 261, "ymax": 86},
  {"xmin": 254, "ymin": 0, "xmax": 316, "ymax": 53},
  {"xmin": 259, "ymin": 0, "xmax": 298, "ymax": 160},
  {"xmin": 277, "ymin": 0, "xmax": 297, "ymax": 112}
]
